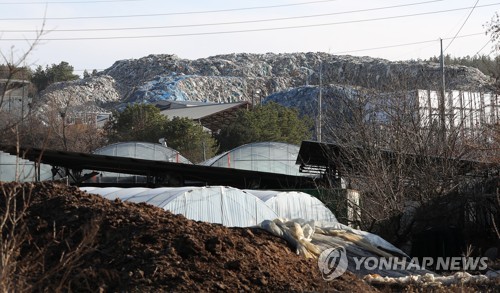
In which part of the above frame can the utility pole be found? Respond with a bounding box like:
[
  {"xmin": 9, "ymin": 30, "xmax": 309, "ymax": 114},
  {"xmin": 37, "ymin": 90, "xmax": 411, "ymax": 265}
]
[
  {"xmin": 317, "ymin": 60, "xmax": 322, "ymax": 142},
  {"xmin": 439, "ymin": 38, "xmax": 446, "ymax": 145},
  {"xmin": 60, "ymin": 111, "xmax": 68, "ymax": 151},
  {"xmin": 21, "ymin": 78, "xmax": 25, "ymax": 124},
  {"xmin": 251, "ymin": 89, "xmax": 254, "ymax": 108}
]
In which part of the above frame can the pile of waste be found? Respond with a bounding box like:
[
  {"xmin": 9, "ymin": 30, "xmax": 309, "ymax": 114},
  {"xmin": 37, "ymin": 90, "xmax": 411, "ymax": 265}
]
[{"xmin": 259, "ymin": 218, "xmax": 500, "ymax": 290}]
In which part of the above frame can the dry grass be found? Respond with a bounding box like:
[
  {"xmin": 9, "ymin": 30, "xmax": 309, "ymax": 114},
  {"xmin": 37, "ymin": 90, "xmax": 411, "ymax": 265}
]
[{"xmin": 0, "ymin": 182, "xmax": 99, "ymax": 292}]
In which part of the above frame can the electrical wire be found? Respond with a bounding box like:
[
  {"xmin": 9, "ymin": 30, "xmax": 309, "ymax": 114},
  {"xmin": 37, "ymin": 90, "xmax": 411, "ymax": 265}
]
[
  {"xmin": 474, "ymin": 39, "xmax": 492, "ymax": 56},
  {"xmin": 0, "ymin": 0, "xmax": 445, "ymax": 33},
  {"xmin": 0, "ymin": 0, "xmax": 341, "ymax": 20},
  {"xmin": 1, "ymin": 3, "xmax": 498, "ymax": 41},
  {"xmin": 0, "ymin": 0, "xmax": 141, "ymax": 4},
  {"xmin": 332, "ymin": 32, "xmax": 484, "ymax": 54},
  {"xmin": 67, "ymin": 32, "xmax": 489, "ymax": 72},
  {"xmin": 444, "ymin": 0, "xmax": 479, "ymax": 52},
  {"xmin": 333, "ymin": 40, "xmax": 439, "ymax": 55}
]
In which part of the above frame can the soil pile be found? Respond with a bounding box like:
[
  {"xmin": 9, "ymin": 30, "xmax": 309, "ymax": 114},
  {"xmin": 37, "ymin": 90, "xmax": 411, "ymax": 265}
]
[{"xmin": 1, "ymin": 182, "xmax": 376, "ymax": 292}]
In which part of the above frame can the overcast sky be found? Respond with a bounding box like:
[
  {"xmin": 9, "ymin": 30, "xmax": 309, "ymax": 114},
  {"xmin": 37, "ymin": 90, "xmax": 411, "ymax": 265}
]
[{"xmin": 0, "ymin": 0, "xmax": 498, "ymax": 75}]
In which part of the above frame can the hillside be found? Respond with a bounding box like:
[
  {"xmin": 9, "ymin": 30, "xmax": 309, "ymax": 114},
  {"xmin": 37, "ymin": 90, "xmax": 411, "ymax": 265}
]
[{"xmin": 37, "ymin": 53, "xmax": 493, "ymax": 113}]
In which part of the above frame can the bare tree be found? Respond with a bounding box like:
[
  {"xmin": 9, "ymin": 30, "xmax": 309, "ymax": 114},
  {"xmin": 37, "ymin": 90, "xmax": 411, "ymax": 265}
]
[
  {"xmin": 0, "ymin": 19, "xmax": 46, "ymax": 151},
  {"xmin": 319, "ymin": 77, "xmax": 497, "ymax": 246},
  {"xmin": 0, "ymin": 20, "xmax": 102, "ymax": 292}
]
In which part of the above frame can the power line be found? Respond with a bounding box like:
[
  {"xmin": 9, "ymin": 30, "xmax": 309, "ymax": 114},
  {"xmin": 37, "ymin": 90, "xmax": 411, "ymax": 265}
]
[
  {"xmin": 333, "ymin": 40, "xmax": 438, "ymax": 54},
  {"xmin": 70, "ymin": 32, "xmax": 487, "ymax": 72},
  {"xmin": 444, "ymin": 0, "xmax": 479, "ymax": 52},
  {"xmin": 474, "ymin": 39, "xmax": 492, "ymax": 56},
  {"xmin": 0, "ymin": 0, "xmax": 341, "ymax": 20},
  {"xmin": 0, "ymin": 0, "xmax": 444, "ymax": 33},
  {"xmin": 0, "ymin": 0, "xmax": 141, "ymax": 4},
  {"xmin": 332, "ymin": 32, "xmax": 484, "ymax": 54},
  {"xmin": 1, "ymin": 3, "xmax": 498, "ymax": 41}
]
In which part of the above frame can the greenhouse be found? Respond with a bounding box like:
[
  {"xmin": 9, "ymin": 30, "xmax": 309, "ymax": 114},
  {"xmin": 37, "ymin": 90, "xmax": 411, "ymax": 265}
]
[
  {"xmin": 0, "ymin": 151, "xmax": 54, "ymax": 182},
  {"xmin": 81, "ymin": 186, "xmax": 279, "ymax": 227},
  {"xmin": 94, "ymin": 141, "xmax": 191, "ymax": 163},
  {"xmin": 87, "ymin": 141, "xmax": 191, "ymax": 184},
  {"xmin": 202, "ymin": 142, "xmax": 303, "ymax": 176},
  {"xmin": 246, "ymin": 190, "xmax": 338, "ymax": 223}
]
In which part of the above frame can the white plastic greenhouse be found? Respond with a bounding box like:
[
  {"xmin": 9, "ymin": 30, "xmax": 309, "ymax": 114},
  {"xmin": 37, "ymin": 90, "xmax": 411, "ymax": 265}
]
[
  {"xmin": 87, "ymin": 141, "xmax": 191, "ymax": 184},
  {"xmin": 0, "ymin": 151, "xmax": 54, "ymax": 182},
  {"xmin": 94, "ymin": 141, "xmax": 191, "ymax": 164},
  {"xmin": 245, "ymin": 190, "xmax": 338, "ymax": 223},
  {"xmin": 201, "ymin": 142, "xmax": 303, "ymax": 176},
  {"xmin": 80, "ymin": 186, "xmax": 279, "ymax": 227}
]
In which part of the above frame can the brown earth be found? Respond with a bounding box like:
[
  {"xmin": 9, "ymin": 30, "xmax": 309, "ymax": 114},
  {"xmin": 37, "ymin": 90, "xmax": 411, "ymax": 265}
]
[
  {"xmin": 1, "ymin": 182, "xmax": 498, "ymax": 292},
  {"xmin": 1, "ymin": 182, "xmax": 377, "ymax": 292}
]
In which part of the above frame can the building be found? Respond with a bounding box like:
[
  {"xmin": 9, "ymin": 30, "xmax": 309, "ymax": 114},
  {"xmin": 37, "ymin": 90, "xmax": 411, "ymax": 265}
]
[
  {"xmin": 0, "ymin": 79, "xmax": 31, "ymax": 119},
  {"xmin": 157, "ymin": 100, "xmax": 249, "ymax": 131},
  {"xmin": 417, "ymin": 90, "xmax": 499, "ymax": 136},
  {"xmin": 363, "ymin": 89, "xmax": 499, "ymax": 138}
]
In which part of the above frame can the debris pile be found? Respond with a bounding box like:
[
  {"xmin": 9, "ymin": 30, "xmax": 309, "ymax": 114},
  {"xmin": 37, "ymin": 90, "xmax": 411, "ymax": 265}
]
[{"xmin": 39, "ymin": 53, "xmax": 493, "ymax": 112}]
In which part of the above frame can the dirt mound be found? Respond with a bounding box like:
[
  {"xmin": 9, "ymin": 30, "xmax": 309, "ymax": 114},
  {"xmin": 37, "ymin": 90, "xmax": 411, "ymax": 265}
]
[{"xmin": 0, "ymin": 182, "xmax": 377, "ymax": 292}]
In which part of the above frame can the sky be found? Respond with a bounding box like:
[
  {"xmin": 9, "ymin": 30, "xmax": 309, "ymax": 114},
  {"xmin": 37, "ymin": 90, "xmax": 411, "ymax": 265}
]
[{"xmin": 0, "ymin": 0, "xmax": 499, "ymax": 76}]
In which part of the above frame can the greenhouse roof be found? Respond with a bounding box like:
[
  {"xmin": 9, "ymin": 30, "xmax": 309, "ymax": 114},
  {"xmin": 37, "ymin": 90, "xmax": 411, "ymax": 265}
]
[
  {"xmin": 202, "ymin": 142, "xmax": 304, "ymax": 176},
  {"xmin": 81, "ymin": 186, "xmax": 279, "ymax": 227},
  {"xmin": 0, "ymin": 144, "xmax": 317, "ymax": 189},
  {"xmin": 94, "ymin": 141, "xmax": 192, "ymax": 164},
  {"xmin": 245, "ymin": 189, "xmax": 338, "ymax": 223}
]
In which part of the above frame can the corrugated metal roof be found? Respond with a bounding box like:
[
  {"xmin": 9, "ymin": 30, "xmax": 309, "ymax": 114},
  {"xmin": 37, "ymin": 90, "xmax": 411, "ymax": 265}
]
[
  {"xmin": 154, "ymin": 100, "xmax": 213, "ymax": 110},
  {"xmin": 160, "ymin": 101, "xmax": 249, "ymax": 131},
  {"xmin": 160, "ymin": 101, "xmax": 247, "ymax": 120}
]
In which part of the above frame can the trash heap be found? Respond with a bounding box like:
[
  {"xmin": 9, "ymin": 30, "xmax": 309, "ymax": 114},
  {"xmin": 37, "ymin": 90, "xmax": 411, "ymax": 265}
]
[{"xmin": 259, "ymin": 218, "xmax": 500, "ymax": 289}]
